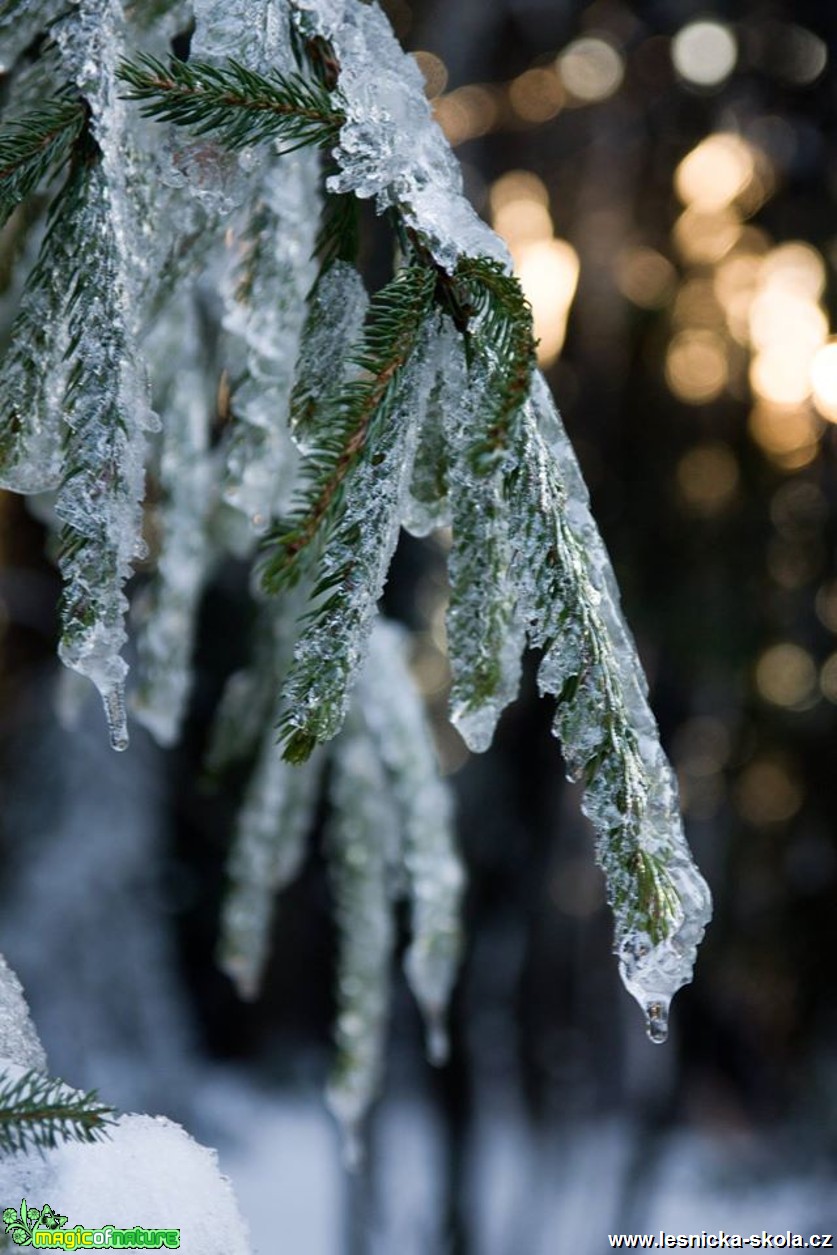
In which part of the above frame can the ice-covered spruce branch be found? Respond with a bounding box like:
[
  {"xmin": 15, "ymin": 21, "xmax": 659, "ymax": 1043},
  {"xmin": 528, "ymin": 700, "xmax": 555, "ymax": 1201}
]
[
  {"xmin": 0, "ymin": 1070, "xmax": 114, "ymax": 1157},
  {"xmin": 110, "ymin": 0, "xmax": 711, "ymax": 1040}
]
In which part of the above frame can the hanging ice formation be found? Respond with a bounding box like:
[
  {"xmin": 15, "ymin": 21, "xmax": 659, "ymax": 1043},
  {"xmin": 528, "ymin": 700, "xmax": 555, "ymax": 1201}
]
[{"xmin": 0, "ymin": 0, "xmax": 711, "ymax": 1159}]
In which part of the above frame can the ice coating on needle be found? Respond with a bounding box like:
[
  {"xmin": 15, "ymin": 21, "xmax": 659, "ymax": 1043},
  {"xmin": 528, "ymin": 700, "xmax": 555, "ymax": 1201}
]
[
  {"xmin": 289, "ymin": 261, "xmax": 369, "ymax": 452},
  {"xmin": 358, "ymin": 621, "xmax": 464, "ymax": 1065},
  {"xmin": 401, "ymin": 316, "xmax": 457, "ymax": 538},
  {"xmin": 278, "ymin": 316, "xmax": 439, "ymax": 754},
  {"xmin": 220, "ymin": 152, "xmax": 320, "ymax": 531},
  {"xmin": 444, "ymin": 322, "xmax": 525, "ymax": 752},
  {"xmin": 504, "ymin": 376, "xmax": 712, "ymax": 1027},
  {"xmin": 0, "ymin": 955, "xmax": 47, "ymax": 1073},
  {"xmin": 291, "ymin": 0, "xmax": 507, "ymax": 273}
]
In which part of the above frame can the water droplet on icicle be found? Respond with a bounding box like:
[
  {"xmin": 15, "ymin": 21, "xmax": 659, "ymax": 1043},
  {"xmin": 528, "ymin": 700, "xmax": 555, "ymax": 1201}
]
[
  {"xmin": 103, "ymin": 684, "xmax": 129, "ymax": 752},
  {"xmin": 644, "ymin": 999, "xmax": 669, "ymax": 1044}
]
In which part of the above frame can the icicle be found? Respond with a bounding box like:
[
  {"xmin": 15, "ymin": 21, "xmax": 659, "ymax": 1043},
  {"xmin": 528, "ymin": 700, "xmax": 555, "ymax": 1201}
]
[
  {"xmin": 219, "ymin": 743, "xmax": 323, "ymax": 1000},
  {"xmin": 289, "ymin": 0, "xmax": 507, "ymax": 274},
  {"xmin": 289, "ymin": 261, "xmax": 369, "ymax": 453},
  {"xmin": 358, "ymin": 620, "xmax": 464, "ymax": 1064},
  {"xmin": 324, "ymin": 711, "xmax": 399, "ymax": 1165},
  {"xmin": 444, "ymin": 322, "xmax": 524, "ymax": 752},
  {"xmin": 214, "ymin": 588, "xmax": 323, "ymax": 996},
  {"xmin": 504, "ymin": 379, "xmax": 712, "ymax": 1023},
  {"xmin": 220, "ymin": 153, "xmax": 321, "ymax": 531},
  {"xmin": 205, "ymin": 659, "xmax": 276, "ymax": 777},
  {"xmin": 278, "ymin": 317, "xmax": 439, "ymax": 756},
  {"xmin": 132, "ymin": 299, "xmax": 216, "ymax": 746},
  {"xmin": 49, "ymin": 0, "xmax": 156, "ymax": 745}
]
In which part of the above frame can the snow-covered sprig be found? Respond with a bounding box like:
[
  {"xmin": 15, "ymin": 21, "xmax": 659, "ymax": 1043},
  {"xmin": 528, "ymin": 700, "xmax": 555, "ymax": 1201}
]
[{"xmin": 0, "ymin": 1069, "xmax": 114, "ymax": 1156}]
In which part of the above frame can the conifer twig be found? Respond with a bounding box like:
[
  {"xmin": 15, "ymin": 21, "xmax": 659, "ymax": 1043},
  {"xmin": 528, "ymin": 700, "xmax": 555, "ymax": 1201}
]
[
  {"xmin": 0, "ymin": 97, "xmax": 87, "ymax": 229},
  {"xmin": 117, "ymin": 54, "xmax": 345, "ymax": 152},
  {"xmin": 0, "ymin": 1070, "xmax": 114, "ymax": 1156}
]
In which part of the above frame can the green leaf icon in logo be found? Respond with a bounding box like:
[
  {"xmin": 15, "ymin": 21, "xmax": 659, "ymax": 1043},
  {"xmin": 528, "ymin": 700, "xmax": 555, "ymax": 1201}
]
[{"xmin": 39, "ymin": 1205, "xmax": 67, "ymax": 1231}]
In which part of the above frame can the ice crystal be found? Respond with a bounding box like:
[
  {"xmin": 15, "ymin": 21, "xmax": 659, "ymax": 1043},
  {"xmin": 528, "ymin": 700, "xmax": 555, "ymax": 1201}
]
[{"xmin": 0, "ymin": 210, "xmax": 72, "ymax": 494}]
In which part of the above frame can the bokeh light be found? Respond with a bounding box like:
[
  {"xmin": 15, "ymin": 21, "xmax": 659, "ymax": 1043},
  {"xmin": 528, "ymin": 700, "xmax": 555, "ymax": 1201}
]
[
  {"xmin": 413, "ymin": 50, "xmax": 448, "ymax": 99},
  {"xmin": 820, "ymin": 654, "xmax": 837, "ymax": 703},
  {"xmin": 614, "ymin": 246, "xmax": 676, "ymax": 309},
  {"xmin": 489, "ymin": 169, "xmax": 549, "ymax": 213},
  {"xmin": 673, "ymin": 207, "xmax": 742, "ymax": 265},
  {"xmin": 508, "ymin": 68, "xmax": 565, "ymax": 122},
  {"xmin": 665, "ymin": 330, "xmax": 728, "ymax": 404},
  {"xmin": 810, "ymin": 340, "xmax": 837, "ymax": 422},
  {"xmin": 672, "ymin": 20, "xmax": 738, "ymax": 88},
  {"xmin": 735, "ymin": 755, "xmax": 804, "ymax": 825},
  {"xmin": 748, "ymin": 405, "xmax": 821, "ymax": 469},
  {"xmin": 755, "ymin": 643, "xmax": 818, "ymax": 709},
  {"xmin": 674, "ymin": 134, "xmax": 758, "ymax": 213},
  {"xmin": 815, "ymin": 581, "xmax": 837, "ymax": 633},
  {"xmin": 676, "ymin": 442, "xmax": 739, "ymax": 515},
  {"xmin": 558, "ymin": 36, "xmax": 624, "ymax": 103},
  {"xmin": 514, "ymin": 238, "xmax": 580, "ymax": 366},
  {"xmin": 433, "ymin": 85, "xmax": 498, "ymax": 145}
]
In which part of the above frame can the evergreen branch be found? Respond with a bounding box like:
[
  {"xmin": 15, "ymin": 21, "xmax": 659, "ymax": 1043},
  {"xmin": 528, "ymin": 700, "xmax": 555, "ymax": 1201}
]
[
  {"xmin": 0, "ymin": 97, "xmax": 87, "ymax": 230},
  {"xmin": 452, "ymin": 257, "xmax": 537, "ymax": 475},
  {"xmin": 117, "ymin": 54, "xmax": 345, "ymax": 152},
  {"xmin": 0, "ymin": 1070, "xmax": 114, "ymax": 1156},
  {"xmin": 262, "ymin": 264, "xmax": 436, "ymax": 594}
]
